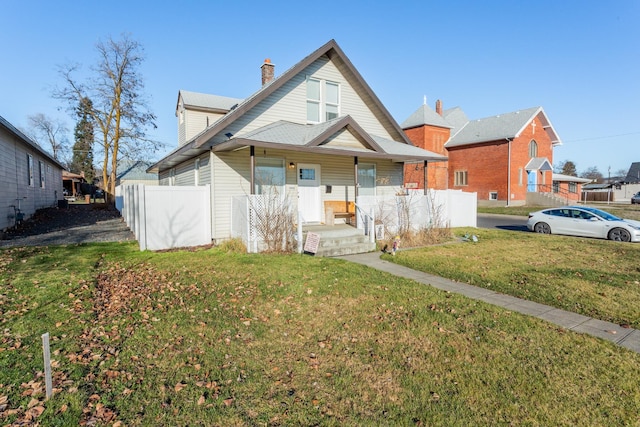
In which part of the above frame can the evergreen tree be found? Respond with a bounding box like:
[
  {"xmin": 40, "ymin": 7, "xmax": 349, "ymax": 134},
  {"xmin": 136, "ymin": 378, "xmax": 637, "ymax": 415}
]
[{"xmin": 71, "ymin": 97, "xmax": 95, "ymax": 182}]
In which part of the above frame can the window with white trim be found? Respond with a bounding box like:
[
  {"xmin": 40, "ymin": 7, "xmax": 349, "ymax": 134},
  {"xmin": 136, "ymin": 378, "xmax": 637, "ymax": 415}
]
[
  {"xmin": 454, "ymin": 170, "xmax": 468, "ymax": 186},
  {"xmin": 27, "ymin": 154, "xmax": 34, "ymax": 186},
  {"xmin": 255, "ymin": 158, "xmax": 285, "ymax": 196},
  {"xmin": 39, "ymin": 161, "xmax": 45, "ymax": 188},
  {"xmin": 569, "ymin": 182, "xmax": 577, "ymax": 193},
  {"xmin": 489, "ymin": 192, "xmax": 498, "ymax": 200},
  {"xmin": 306, "ymin": 77, "xmax": 340, "ymax": 123},
  {"xmin": 358, "ymin": 163, "xmax": 376, "ymax": 197}
]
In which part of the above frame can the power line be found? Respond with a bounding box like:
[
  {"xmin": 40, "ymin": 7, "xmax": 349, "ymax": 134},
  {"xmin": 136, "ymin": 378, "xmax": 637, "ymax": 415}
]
[{"xmin": 563, "ymin": 131, "xmax": 640, "ymax": 143}]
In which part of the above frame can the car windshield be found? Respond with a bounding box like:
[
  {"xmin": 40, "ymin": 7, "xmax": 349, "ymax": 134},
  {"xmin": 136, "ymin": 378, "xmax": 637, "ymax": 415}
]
[{"xmin": 578, "ymin": 207, "xmax": 621, "ymax": 221}]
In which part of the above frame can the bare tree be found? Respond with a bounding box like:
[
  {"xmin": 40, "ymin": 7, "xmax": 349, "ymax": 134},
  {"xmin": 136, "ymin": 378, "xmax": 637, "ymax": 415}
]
[
  {"xmin": 54, "ymin": 34, "xmax": 159, "ymax": 202},
  {"xmin": 580, "ymin": 166, "xmax": 604, "ymax": 183},
  {"xmin": 26, "ymin": 113, "xmax": 69, "ymax": 161}
]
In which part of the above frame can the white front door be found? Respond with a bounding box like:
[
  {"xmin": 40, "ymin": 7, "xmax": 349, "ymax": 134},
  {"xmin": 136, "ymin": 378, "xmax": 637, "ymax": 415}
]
[{"xmin": 297, "ymin": 163, "xmax": 321, "ymax": 223}]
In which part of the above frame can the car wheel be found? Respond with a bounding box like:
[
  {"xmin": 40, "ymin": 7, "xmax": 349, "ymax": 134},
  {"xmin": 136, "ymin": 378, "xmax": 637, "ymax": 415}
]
[
  {"xmin": 608, "ymin": 228, "xmax": 631, "ymax": 242},
  {"xmin": 534, "ymin": 222, "xmax": 551, "ymax": 234}
]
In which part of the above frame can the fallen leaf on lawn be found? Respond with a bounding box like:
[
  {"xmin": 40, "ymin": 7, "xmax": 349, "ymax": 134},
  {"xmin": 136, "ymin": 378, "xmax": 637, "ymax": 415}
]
[
  {"xmin": 197, "ymin": 395, "xmax": 205, "ymax": 405},
  {"xmin": 27, "ymin": 405, "xmax": 45, "ymax": 418},
  {"xmin": 174, "ymin": 382, "xmax": 186, "ymax": 392},
  {"xmin": 57, "ymin": 403, "xmax": 68, "ymax": 414},
  {"xmin": 0, "ymin": 395, "xmax": 8, "ymax": 404},
  {"xmin": 223, "ymin": 397, "xmax": 234, "ymax": 406},
  {"xmin": 27, "ymin": 398, "xmax": 41, "ymax": 408}
]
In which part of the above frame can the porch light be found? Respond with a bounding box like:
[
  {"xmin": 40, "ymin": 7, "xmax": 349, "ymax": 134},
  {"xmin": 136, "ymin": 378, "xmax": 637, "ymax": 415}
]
[{"xmin": 288, "ymin": 162, "xmax": 295, "ymax": 169}]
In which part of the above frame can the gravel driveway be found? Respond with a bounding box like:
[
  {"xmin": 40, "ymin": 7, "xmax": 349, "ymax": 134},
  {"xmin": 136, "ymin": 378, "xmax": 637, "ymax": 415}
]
[{"xmin": 0, "ymin": 203, "xmax": 135, "ymax": 248}]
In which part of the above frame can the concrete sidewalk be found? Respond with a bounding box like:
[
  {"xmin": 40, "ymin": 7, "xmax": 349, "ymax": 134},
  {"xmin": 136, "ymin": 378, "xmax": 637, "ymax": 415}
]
[{"xmin": 336, "ymin": 251, "xmax": 640, "ymax": 354}]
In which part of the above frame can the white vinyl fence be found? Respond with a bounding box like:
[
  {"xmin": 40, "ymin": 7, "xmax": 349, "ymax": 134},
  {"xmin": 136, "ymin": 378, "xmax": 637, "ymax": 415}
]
[
  {"xmin": 355, "ymin": 189, "xmax": 476, "ymax": 235},
  {"xmin": 117, "ymin": 184, "xmax": 212, "ymax": 251},
  {"xmin": 231, "ymin": 189, "xmax": 476, "ymax": 253}
]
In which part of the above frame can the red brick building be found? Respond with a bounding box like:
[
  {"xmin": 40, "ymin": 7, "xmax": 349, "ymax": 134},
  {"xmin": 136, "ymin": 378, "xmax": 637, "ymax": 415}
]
[{"xmin": 402, "ymin": 101, "xmax": 586, "ymax": 205}]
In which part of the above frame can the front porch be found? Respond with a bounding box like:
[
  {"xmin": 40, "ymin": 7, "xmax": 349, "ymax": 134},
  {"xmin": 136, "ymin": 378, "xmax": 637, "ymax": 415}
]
[{"xmin": 302, "ymin": 223, "xmax": 376, "ymax": 257}]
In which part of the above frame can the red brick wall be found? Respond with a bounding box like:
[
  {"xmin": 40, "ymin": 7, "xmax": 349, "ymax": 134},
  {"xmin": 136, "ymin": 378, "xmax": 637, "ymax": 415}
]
[
  {"xmin": 404, "ymin": 126, "xmax": 450, "ymax": 190},
  {"xmin": 403, "ymin": 114, "xmax": 557, "ymax": 201},
  {"xmin": 448, "ymin": 114, "xmax": 556, "ymax": 202},
  {"xmin": 448, "ymin": 142, "xmax": 510, "ymax": 199}
]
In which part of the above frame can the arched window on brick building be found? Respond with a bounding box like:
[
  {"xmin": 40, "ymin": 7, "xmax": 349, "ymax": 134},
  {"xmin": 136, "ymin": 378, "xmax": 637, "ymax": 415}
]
[{"xmin": 529, "ymin": 140, "xmax": 538, "ymax": 158}]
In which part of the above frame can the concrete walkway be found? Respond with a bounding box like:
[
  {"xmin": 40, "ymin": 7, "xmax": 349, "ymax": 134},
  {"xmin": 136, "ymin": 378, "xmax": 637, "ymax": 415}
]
[{"xmin": 336, "ymin": 251, "xmax": 640, "ymax": 354}]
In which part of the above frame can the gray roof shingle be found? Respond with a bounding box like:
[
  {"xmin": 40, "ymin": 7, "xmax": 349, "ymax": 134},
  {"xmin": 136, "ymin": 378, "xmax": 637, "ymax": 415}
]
[
  {"xmin": 446, "ymin": 107, "xmax": 543, "ymax": 148},
  {"xmin": 178, "ymin": 90, "xmax": 243, "ymax": 112},
  {"xmin": 401, "ymin": 104, "xmax": 452, "ymax": 129}
]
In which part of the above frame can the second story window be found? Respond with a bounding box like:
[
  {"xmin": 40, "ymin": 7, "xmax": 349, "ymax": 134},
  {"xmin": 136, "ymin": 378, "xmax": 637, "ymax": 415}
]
[
  {"xmin": 307, "ymin": 77, "xmax": 340, "ymax": 123},
  {"xmin": 325, "ymin": 81, "xmax": 339, "ymax": 120}
]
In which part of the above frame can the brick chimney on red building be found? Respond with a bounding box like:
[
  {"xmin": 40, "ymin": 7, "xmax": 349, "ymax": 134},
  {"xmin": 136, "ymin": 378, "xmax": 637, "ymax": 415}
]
[
  {"xmin": 261, "ymin": 59, "xmax": 275, "ymax": 86},
  {"xmin": 435, "ymin": 99, "xmax": 443, "ymax": 116}
]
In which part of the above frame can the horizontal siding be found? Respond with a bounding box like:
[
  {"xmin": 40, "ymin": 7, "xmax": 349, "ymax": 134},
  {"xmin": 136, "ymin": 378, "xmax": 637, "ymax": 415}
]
[
  {"xmin": 211, "ymin": 147, "xmax": 402, "ymax": 239},
  {"xmin": 158, "ymin": 170, "xmax": 172, "ymax": 185},
  {"xmin": 325, "ymin": 128, "xmax": 375, "ymax": 151},
  {"xmin": 198, "ymin": 155, "xmax": 211, "ymax": 185},
  {"xmin": 175, "ymin": 159, "xmax": 195, "ymax": 186},
  {"xmin": 0, "ymin": 127, "xmax": 64, "ymax": 230},
  {"xmin": 217, "ymin": 56, "xmax": 395, "ymax": 144},
  {"xmin": 185, "ymin": 110, "xmax": 225, "ymax": 143}
]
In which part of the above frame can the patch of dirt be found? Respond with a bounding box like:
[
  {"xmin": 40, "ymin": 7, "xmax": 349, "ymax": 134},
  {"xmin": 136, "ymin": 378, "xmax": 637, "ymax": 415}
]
[{"xmin": 0, "ymin": 203, "xmax": 134, "ymax": 247}]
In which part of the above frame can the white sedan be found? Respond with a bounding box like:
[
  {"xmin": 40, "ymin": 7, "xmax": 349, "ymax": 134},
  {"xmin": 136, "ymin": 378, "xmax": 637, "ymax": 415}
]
[{"xmin": 527, "ymin": 206, "xmax": 640, "ymax": 242}]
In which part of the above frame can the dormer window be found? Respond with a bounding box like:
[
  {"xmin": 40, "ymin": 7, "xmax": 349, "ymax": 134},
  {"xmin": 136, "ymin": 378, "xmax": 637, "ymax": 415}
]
[{"xmin": 306, "ymin": 77, "xmax": 340, "ymax": 123}]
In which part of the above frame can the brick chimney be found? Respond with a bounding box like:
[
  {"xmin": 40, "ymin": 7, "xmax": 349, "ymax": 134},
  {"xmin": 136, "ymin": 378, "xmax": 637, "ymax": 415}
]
[
  {"xmin": 261, "ymin": 58, "xmax": 274, "ymax": 86},
  {"xmin": 435, "ymin": 99, "xmax": 443, "ymax": 116}
]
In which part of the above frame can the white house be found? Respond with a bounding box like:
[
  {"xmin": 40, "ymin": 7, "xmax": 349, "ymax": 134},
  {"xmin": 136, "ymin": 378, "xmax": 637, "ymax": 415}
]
[
  {"xmin": 148, "ymin": 40, "xmax": 449, "ymax": 246},
  {"xmin": 1, "ymin": 115, "xmax": 65, "ymax": 231}
]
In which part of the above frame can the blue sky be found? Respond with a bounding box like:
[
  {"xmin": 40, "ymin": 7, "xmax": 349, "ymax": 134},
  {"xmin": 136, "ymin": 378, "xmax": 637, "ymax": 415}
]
[{"xmin": 2, "ymin": 0, "xmax": 639, "ymax": 177}]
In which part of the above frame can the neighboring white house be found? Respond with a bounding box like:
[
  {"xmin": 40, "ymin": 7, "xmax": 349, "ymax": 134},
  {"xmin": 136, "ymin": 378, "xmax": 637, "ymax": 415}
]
[
  {"xmin": 148, "ymin": 40, "xmax": 449, "ymax": 244},
  {"xmin": 1, "ymin": 115, "xmax": 65, "ymax": 231},
  {"xmin": 116, "ymin": 160, "xmax": 158, "ymax": 186}
]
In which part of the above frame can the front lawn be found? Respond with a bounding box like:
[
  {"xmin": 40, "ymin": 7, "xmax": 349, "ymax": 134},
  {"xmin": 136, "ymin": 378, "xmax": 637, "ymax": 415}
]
[
  {"xmin": 388, "ymin": 228, "xmax": 640, "ymax": 329},
  {"xmin": 1, "ymin": 241, "xmax": 639, "ymax": 425}
]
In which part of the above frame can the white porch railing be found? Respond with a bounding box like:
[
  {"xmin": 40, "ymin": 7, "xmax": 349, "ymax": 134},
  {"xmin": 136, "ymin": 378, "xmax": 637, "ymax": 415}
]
[{"xmin": 231, "ymin": 189, "xmax": 477, "ymax": 253}]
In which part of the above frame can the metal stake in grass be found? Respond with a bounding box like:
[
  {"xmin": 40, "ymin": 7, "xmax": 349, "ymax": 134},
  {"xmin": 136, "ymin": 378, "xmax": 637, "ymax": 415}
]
[{"xmin": 41, "ymin": 333, "xmax": 53, "ymax": 399}]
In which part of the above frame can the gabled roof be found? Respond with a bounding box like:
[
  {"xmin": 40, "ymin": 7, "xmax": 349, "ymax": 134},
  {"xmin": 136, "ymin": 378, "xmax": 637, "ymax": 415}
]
[
  {"xmin": 401, "ymin": 103, "xmax": 452, "ymax": 129},
  {"xmin": 625, "ymin": 162, "xmax": 640, "ymax": 183},
  {"xmin": 117, "ymin": 160, "xmax": 158, "ymax": 181},
  {"xmin": 442, "ymin": 107, "xmax": 469, "ymax": 135},
  {"xmin": 552, "ymin": 173, "xmax": 591, "ymax": 183},
  {"xmin": 211, "ymin": 116, "xmax": 446, "ymax": 162},
  {"xmin": 525, "ymin": 157, "xmax": 553, "ymax": 171},
  {"xmin": 0, "ymin": 115, "xmax": 66, "ymax": 170},
  {"xmin": 150, "ymin": 40, "xmax": 441, "ymax": 172},
  {"xmin": 446, "ymin": 107, "xmax": 562, "ymax": 148},
  {"xmin": 176, "ymin": 90, "xmax": 243, "ymax": 114}
]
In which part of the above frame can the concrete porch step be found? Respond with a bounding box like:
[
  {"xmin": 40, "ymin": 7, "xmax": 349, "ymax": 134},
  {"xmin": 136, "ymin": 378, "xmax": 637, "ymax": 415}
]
[{"xmin": 302, "ymin": 224, "xmax": 376, "ymax": 257}]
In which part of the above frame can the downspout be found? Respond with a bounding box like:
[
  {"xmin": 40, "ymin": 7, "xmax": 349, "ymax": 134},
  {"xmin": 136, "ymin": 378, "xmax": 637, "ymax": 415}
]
[
  {"xmin": 423, "ymin": 160, "xmax": 428, "ymax": 195},
  {"xmin": 506, "ymin": 138, "xmax": 512, "ymax": 207},
  {"xmin": 354, "ymin": 156, "xmax": 358, "ymax": 228},
  {"xmin": 209, "ymin": 148, "xmax": 216, "ymax": 241},
  {"xmin": 250, "ymin": 146, "xmax": 255, "ymax": 195}
]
